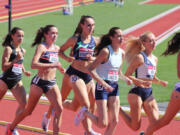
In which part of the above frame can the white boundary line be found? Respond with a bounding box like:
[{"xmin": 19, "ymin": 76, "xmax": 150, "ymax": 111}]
[
  {"xmin": 156, "ymin": 23, "xmax": 180, "ymax": 45},
  {"xmin": 0, "ymin": 120, "xmax": 70, "ymax": 135},
  {"xmin": 0, "ymin": 0, "xmax": 66, "ymax": 14},
  {"xmin": 0, "ymin": 0, "xmax": 94, "ymax": 24},
  {"xmin": 123, "ymin": 5, "xmax": 180, "ymax": 35},
  {"xmin": 139, "ymin": 0, "xmax": 154, "ymax": 5}
]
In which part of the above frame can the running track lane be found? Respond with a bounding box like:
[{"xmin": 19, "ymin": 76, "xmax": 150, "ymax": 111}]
[
  {"xmin": 119, "ymin": 6, "xmax": 180, "ymax": 50},
  {"xmin": 145, "ymin": 0, "xmax": 180, "ymax": 4},
  {"xmin": 124, "ymin": 6, "xmax": 180, "ymax": 39},
  {"xmin": 0, "ymin": 99, "xmax": 179, "ymax": 135},
  {"xmin": 0, "ymin": 0, "xmax": 94, "ymax": 22}
]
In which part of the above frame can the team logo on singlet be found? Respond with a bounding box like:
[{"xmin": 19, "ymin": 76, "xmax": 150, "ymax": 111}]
[
  {"xmin": 76, "ymin": 42, "xmax": 94, "ymax": 58},
  {"xmin": 76, "ymin": 42, "xmax": 88, "ymax": 50}
]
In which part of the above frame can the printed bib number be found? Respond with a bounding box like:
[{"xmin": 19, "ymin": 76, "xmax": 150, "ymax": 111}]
[
  {"xmin": 96, "ymin": 83, "xmax": 103, "ymax": 91},
  {"xmin": 79, "ymin": 48, "xmax": 93, "ymax": 58},
  {"xmin": 147, "ymin": 66, "xmax": 156, "ymax": 79},
  {"xmin": 49, "ymin": 53, "xmax": 58, "ymax": 63},
  {"xmin": 108, "ymin": 70, "xmax": 118, "ymax": 81},
  {"xmin": 12, "ymin": 64, "xmax": 22, "ymax": 74}
]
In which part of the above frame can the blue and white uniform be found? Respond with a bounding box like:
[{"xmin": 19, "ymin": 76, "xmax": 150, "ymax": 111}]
[
  {"xmin": 135, "ymin": 52, "xmax": 156, "ymax": 80},
  {"xmin": 0, "ymin": 45, "xmax": 24, "ymax": 89},
  {"xmin": 95, "ymin": 45, "xmax": 123, "ymax": 100},
  {"xmin": 129, "ymin": 51, "xmax": 157, "ymax": 101},
  {"xmin": 31, "ymin": 44, "xmax": 58, "ymax": 93},
  {"xmin": 67, "ymin": 36, "xmax": 96, "ymax": 84}
]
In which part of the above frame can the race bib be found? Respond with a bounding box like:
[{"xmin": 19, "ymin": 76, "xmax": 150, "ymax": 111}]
[
  {"xmin": 108, "ymin": 70, "xmax": 118, "ymax": 81},
  {"xmin": 147, "ymin": 66, "xmax": 156, "ymax": 79},
  {"xmin": 49, "ymin": 53, "xmax": 58, "ymax": 63},
  {"xmin": 79, "ymin": 48, "xmax": 93, "ymax": 58},
  {"xmin": 12, "ymin": 64, "xmax": 22, "ymax": 74}
]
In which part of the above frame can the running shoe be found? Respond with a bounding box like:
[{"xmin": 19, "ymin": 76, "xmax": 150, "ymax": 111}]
[
  {"xmin": 74, "ymin": 106, "xmax": 87, "ymax": 126},
  {"xmin": 139, "ymin": 131, "xmax": 145, "ymax": 135},
  {"xmin": 5, "ymin": 124, "xmax": 19, "ymax": 135},
  {"xmin": 41, "ymin": 112, "xmax": 51, "ymax": 131},
  {"xmin": 12, "ymin": 129, "xmax": 19, "ymax": 135},
  {"xmin": 84, "ymin": 129, "xmax": 101, "ymax": 135}
]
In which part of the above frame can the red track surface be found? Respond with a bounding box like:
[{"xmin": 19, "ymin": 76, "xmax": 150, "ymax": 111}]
[
  {"xmin": 0, "ymin": 0, "xmax": 180, "ymax": 134},
  {"xmin": 0, "ymin": 99, "xmax": 179, "ymax": 135},
  {"xmin": 0, "ymin": 0, "xmax": 93, "ymax": 22},
  {"xmin": 125, "ymin": 7, "xmax": 180, "ymax": 38},
  {"xmin": 146, "ymin": 0, "xmax": 180, "ymax": 4}
]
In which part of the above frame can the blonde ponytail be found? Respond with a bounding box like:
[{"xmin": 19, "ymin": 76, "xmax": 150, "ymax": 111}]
[{"xmin": 125, "ymin": 36, "xmax": 145, "ymax": 65}]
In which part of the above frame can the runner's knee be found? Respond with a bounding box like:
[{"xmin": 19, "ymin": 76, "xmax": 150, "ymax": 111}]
[{"xmin": 54, "ymin": 105, "xmax": 63, "ymax": 116}]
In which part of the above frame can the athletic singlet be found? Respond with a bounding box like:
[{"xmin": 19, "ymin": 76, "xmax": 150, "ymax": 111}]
[
  {"xmin": 2, "ymin": 45, "xmax": 24, "ymax": 77},
  {"xmin": 96, "ymin": 45, "xmax": 123, "ymax": 82},
  {"xmin": 135, "ymin": 51, "xmax": 156, "ymax": 80},
  {"xmin": 73, "ymin": 36, "xmax": 96, "ymax": 60},
  {"xmin": 39, "ymin": 44, "xmax": 59, "ymax": 63}
]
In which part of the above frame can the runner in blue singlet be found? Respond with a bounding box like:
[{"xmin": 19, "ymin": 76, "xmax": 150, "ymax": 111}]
[
  {"xmin": 119, "ymin": 32, "xmax": 168, "ymax": 135},
  {"xmin": 145, "ymin": 32, "xmax": 180, "ymax": 135}
]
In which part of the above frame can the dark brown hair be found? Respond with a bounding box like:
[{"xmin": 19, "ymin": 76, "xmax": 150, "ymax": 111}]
[
  {"xmin": 32, "ymin": 25, "xmax": 56, "ymax": 47},
  {"xmin": 2, "ymin": 27, "xmax": 23, "ymax": 47},
  {"xmin": 73, "ymin": 15, "xmax": 94, "ymax": 36},
  {"xmin": 162, "ymin": 32, "xmax": 180, "ymax": 56},
  {"xmin": 95, "ymin": 27, "xmax": 120, "ymax": 56}
]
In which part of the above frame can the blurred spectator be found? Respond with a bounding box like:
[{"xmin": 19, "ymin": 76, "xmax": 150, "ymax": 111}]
[
  {"xmin": 66, "ymin": 0, "xmax": 73, "ymax": 14},
  {"xmin": 62, "ymin": 7, "xmax": 70, "ymax": 15},
  {"xmin": 113, "ymin": 0, "xmax": 124, "ymax": 7},
  {"xmin": 94, "ymin": 0, "xmax": 103, "ymax": 2}
]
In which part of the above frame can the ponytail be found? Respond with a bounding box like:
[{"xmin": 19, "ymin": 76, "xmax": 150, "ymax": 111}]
[
  {"xmin": 32, "ymin": 27, "xmax": 44, "ymax": 47},
  {"xmin": 32, "ymin": 25, "xmax": 56, "ymax": 47},
  {"xmin": 2, "ymin": 27, "xmax": 23, "ymax": 47},
  {"xmin": 95, "ymin": 34, "xmax": 111, "ymax": 56},
  {"xmin": 125, "ymin": 37, "xmax": 144, "ymax": 65},
  {"xmin": 95, "ymin": 27, "xmax": 120, "ymax": 56},
  {"xmin": 73, "ymin": 15, "xmax": 94, "ymax": 36},
  {"xmin": 162, "ymin": 32, "xmax": 180, "ymax": 56}
]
